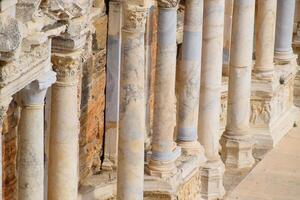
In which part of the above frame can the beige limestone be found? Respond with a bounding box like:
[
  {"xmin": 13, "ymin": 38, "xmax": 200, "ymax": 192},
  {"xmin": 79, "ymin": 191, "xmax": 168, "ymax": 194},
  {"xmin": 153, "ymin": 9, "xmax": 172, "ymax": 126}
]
[{"xmin": 221, "ymin": 0, "xmax": 255, "ymax": 169}]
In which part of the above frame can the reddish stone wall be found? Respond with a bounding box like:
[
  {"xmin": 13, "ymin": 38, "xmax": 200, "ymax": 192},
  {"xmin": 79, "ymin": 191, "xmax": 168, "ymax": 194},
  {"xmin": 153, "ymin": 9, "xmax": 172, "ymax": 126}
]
[
  {"xmin": 79, "ymin": 7, "xmax": 108, "ymax": 183},
  {"xmin": 3, "ymin": 101, "xmax": 19, "ymax": 200}
]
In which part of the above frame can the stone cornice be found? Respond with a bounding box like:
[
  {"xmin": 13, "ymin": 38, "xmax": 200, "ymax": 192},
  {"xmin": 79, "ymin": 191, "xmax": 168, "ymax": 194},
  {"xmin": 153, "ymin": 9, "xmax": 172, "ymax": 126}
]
[
  {"xmin": 157, "ymin": 0, "xmax": 179, "ymax": 8},
  {"xmin": 123, "ymin": 4, "xmax": 148, "ymax": 32}
]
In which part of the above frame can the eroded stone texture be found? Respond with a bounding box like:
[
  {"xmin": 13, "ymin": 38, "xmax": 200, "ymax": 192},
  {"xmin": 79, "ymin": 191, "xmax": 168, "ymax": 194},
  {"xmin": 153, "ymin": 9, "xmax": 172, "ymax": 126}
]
[{"xmin": 0, "ymin": 97, "xmax": 12, "ymax": 200}]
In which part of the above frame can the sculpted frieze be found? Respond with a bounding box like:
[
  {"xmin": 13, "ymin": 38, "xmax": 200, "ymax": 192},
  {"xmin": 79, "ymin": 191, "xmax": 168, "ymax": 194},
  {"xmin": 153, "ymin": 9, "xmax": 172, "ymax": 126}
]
[{"xmin": 250, "ymin": 101, "xmax": 271, "ymax": 125}]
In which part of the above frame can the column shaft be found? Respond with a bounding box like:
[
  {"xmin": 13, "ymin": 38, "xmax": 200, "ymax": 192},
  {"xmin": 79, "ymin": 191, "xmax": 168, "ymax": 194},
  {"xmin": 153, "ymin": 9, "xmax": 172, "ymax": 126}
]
[
  {"xmin": 0, "ymin": 97, "xmax": 12, "ymax": 200},
  {"xmin": 18, "ymin": 106, "xmax": 44, "ymax": 200},
  {"xmin": 116, "ymin": 4, "xmax": 147, "ymax": 200},
  {"xmin": 199, "ymin": 0, "xmax": 226, "ymax": 199},
  {"xmin": 18, "ymin": 72, "xmax": 56, "ymax": 200},
  {"xmin": 177, "ymin": 0, "xmax": 204, "ymax": 154},
  {"xmin": 275, "ymin": 0, "xmax": 296, "ymax": 61},
  {"xmin": 103, "ymin": 0, "xmax": 122, "ymax": 170},
  {"xmin": 221, "ymin": 0, "xmax": 255, "ymax": 168},
  {"xmin": 48, "ymin": 55, "xmax": 80, "ymax": 200},
  {"xmin": 148, "ymin": 0, "xmax": 181, "ymax": 177},
  {"xmin": 254, "ymin": 0, "xmax": 277, "ymax": 76},
  {"xmin": 199, "ymin": 0, "xmax": 225, "ymax": 163}
]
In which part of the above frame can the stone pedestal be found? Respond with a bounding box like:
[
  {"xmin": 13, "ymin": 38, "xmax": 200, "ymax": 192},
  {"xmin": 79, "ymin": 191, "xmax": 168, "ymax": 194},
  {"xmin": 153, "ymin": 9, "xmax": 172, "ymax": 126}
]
[
  {"xmin": 144, "ymin": 155, "xmax": 203, "ymax": 200},
  {"xmin": 200, "ymin": 161, "xmax": 225, "ymax": 200},
  {"xmin": 116, "ymin": 3, "xmax": 147, "ymax": 200},
  {"xmin": 251, "ymin": 59, "xmax": 298, "ymax": 150},
  {"xmin": 18, "ymin": 71, "xmax": 56, "ymax": 200},
  {"xmin": 48, "ymin": 53, "xmax": 80, "ymax": 200},
  {"xmin": 221, "ymin": 0, "xmax": 255, "ymax": 169}
]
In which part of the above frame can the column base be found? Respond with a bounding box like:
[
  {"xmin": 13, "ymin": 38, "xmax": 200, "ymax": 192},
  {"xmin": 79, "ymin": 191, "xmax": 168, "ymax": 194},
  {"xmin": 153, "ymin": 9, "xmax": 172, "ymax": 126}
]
[
  {"xmin": 177, "ymin": 141, "xmax": 206, "ymax": 161},
  {"xmin": 146, "ymin": 147, "xmax": 181, "ymax": 178},
  {"xmin": 274, "ymin": 50, "xmax": 296, "ymax": 63},
  {"xmin": 200, "ymin": 160, "xmax": 225, "ymax": 200},
  {"xmin": 144, "ymin": 154, "xmax": 203, "ymax": 200},
  {"xmin": 220, "ymin": 134, "xmax": 255, "ymax": 169},
  {"xmin": 252, "ymin": 70, "xmax": 274, "ymax": 81}
]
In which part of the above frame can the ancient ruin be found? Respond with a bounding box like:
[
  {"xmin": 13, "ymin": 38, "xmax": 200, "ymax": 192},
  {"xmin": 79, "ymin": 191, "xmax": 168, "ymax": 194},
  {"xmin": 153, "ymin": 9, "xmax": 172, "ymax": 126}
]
[{"xmin": 1, "ymin": 0, "xmax": 300, "ymax": 199}]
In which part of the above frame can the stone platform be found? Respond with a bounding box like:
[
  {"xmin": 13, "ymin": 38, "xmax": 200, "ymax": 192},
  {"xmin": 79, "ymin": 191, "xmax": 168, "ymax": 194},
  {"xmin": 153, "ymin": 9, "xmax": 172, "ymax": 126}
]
[{"xmin": 226, "ymin": 122, "xmax": 300, "ymax": 200}]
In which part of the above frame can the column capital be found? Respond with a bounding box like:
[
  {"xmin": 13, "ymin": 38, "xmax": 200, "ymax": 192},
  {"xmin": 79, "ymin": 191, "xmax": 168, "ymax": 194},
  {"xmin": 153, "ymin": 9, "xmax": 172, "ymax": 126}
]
[
  {"xmin": 123, "ymin": 4, "xmax": 148, "ymax": 33},
  {"xmin": 157, "ymin": 0, "xmax": 179, "ymax": 8},
  {"xmin": 52, "ymin": 52, "xmax": 81, "ymax": 83},
  {"xmin": 19, "ymin": 71, "xmax": 56, "ymax": 106}
]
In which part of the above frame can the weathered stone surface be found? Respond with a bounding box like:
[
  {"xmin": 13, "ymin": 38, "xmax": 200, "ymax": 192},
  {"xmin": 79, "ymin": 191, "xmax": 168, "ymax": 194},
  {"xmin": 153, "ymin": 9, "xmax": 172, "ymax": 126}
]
[{"xmin": 0, "ymin": 15, "xmax": 21, "ymax": 52}]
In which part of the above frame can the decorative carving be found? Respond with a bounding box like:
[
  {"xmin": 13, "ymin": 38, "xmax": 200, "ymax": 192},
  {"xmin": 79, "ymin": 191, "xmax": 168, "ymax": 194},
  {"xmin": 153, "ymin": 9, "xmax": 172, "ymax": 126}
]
[
  {"xmin": 157, "ymin": 0, "xmax": 179, "ymax": 8},
  {"xmin": 177, "ymin": 171, "xmax": 201, "ymax": 200},
  {"xmin": 52, "ymin": 53, "xmax": 81, "ymax": 81},
  {"xmin": 123, "ymin": 5, "xmax": 147, "ymax": 32},
  {"xmin": 0, "ymin": 40, "xmax": 51, "ymax": 88},
  {"xmin": 250, "ymin": 101, "xmax": 271, "ymax": 125}
]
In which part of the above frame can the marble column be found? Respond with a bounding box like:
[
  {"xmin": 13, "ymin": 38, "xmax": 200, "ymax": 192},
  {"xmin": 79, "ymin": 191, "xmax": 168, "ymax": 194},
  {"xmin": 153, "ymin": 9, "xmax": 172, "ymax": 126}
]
[
  {"xmin": 198, "ymin": 0, "xmax": 225, "ymax": 199},
  {"xmin": 147, "ymin": 0, "xmax": 181, "ymax": 177},
  {"xmin": 177, "ymin": 0, "xmax": 205, "ymax": 157},
  {"xmin": 0, "ymin": 97, "xmax": 12, "ymax": 200},
  {"xmin": 18, "ymin": 71, "xmax": 56, "ymax": 200},
  {"xmin": 221, "ymin": 0, "xmax": 255, "ymax": 168},
  {"xmin": 116, "ymin": 3, "xmax": 147, "ymax": 200},
  {"xmin": 275, "ymin": 0, "xmax": 296, "ymax": 61},
  {"xmin": 48, "ymin": 54, "xmax": 80, "ymax": 200},
  {"xmin": 253, "ymin": 0, "xmax": 277, "ymax": 79},
  {"xmin": 103, "ymin": 0, "xmax": 122, "ymax": 170}
]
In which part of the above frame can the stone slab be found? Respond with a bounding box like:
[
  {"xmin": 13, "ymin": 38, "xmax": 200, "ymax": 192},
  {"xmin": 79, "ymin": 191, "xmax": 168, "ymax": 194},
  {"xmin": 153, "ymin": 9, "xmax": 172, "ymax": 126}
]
[{"xmin": 226, "ymin": 124, "xmax": 300, "ymax": 200}]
